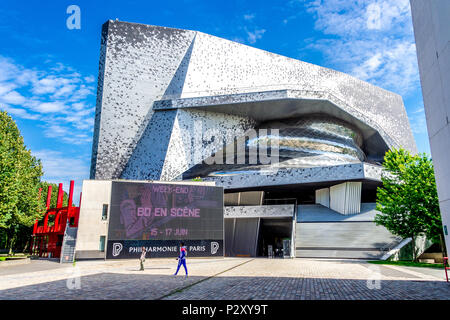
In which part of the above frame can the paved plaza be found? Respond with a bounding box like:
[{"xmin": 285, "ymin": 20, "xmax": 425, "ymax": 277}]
[{"xmin": 0, "ymin": 258, "xmax": 448, "ymax": 300}]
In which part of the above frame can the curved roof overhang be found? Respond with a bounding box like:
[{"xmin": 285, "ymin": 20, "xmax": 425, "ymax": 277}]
[{"xmin": 153, "ymin": 89, "xmax": 394, "ymax": 161}]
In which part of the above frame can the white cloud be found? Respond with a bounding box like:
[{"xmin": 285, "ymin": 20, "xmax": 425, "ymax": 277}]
[
  {"xmin": 84, "ymin": 75, "xmax": 95, "ymax": 83},
  {"xmin": 244, "ymin": 13, "xmax": 255, "ymax": 21},
  {"xmin": 303, "ymin": 0, "xmax": 419, "ymax": 96},
  {"xmin": 68, "ymin": 84, "xmax": 94, "ymax": 102},
  {"xmin": 410, "ymin": 113, "xmax": 428, "ymax": 135},
  {"xmin": 34, "ymin": 101, "xmax": 66, "ymax": 113},
  {"xmin": 246, "ymin": 28, "xmax": 266, "ymax": 44},
  {"xmin": 33, "ymin": 149, "xmax": 90, "ymax": 203},
  {"xmin": 42, "ymin": 124, "xmax": 71, "ymax": 138},
  {"xmin": 31, "ymin": 75, "xmax": 78, "ymax": 95},
  {"xmin": 41, "ymin": 123, "xmax": 92, "ymax": 145},
  {"xmin": 72, "ymin": 102, "xmax": 86, "ymax": 111},
  {"xmin": 52, "ymin": 84, "xmax": 77, "ymax": 98},
  {"xmin": 0, "ymin": 90, "xmax": 26, "ymax": 105},
  {"xmin": 0, "ymin": 82, "xmax": 17, "ymax": 96},
  {"xmin": 0, "ymin": 57, "xmax": 20, "ymax": 82},
  {"xmin": 412, "ymin": 107, "xmax": 424, "ymax": 114},
  {"xmin": 15, "ymin": 69, "xmax": 39, "ymax": 86},
  {"xmin": 232, "ymin": 14, "xmax": 266, "ymax": 45},
  {"xmin": 0, "ymin": 54, "xmax": 95, "ymax": 148},
  {"xmin": 1, "ymin": 104, "xmax": 40, "ymax": 120}
]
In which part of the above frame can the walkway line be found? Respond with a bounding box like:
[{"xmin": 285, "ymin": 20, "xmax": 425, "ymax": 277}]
[{"xmin": 156, "ymin": 258, "xmax": 255, "ymax": 300}]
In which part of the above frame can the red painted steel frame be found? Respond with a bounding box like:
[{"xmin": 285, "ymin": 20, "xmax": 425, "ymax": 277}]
[
  {"xmin": 31, "ymin": 180, "xmax": 80, "ymax": 258},
  {"xmin": 444, "ymin": 257, "xmax": 449, "ymax": 282}
]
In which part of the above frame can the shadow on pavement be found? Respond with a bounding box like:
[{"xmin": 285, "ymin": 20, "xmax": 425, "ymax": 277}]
[{"xmin": 1, "ymin": 272, "xmax": 449, "ymax": 300}]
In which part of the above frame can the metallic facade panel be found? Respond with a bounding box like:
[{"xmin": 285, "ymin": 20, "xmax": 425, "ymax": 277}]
[{"xmin": 92, "ymin": 20, "xmax": 416, "ymax": 189}]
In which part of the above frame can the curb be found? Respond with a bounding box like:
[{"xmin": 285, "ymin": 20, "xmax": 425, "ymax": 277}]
[{"xmin": 0, "ymin": 258, "xmax": 31, "ymax": 268}]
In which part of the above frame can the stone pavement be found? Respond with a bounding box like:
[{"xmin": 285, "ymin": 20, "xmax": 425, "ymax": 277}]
[
  {"xmin": 0, "ymin": 257, "xmax": 248, "ymax": 299},
  {"xmin": 0, "ymin": 258, "xmax": 448, "ymax": 300},
  {"xmin": 165, "ymin": 259, "xmax": 449, "ymax": 300}
]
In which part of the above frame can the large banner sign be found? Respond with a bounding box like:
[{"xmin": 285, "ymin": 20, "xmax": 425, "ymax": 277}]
[
  {"xmin": 106, "ymin": 181, "xmax": 224, "ymax": 259},
  {"xmin": 106, "ymin": 239, "xmax": 223, "ymax": 259}
]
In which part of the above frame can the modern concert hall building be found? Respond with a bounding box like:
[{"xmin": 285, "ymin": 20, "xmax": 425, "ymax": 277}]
[{"xmin": 73, "ymin": 20, "xmax": 418, "ymax": 261}]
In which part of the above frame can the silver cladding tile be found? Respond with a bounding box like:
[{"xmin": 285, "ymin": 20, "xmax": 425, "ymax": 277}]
[
  {"xmin": 92, "ymin": 20, "xmax": 416, "ymax": 182},
  {"xmin": 202, "ymin": 163, "xmax": 381, "ymax": 190},
  {"xmin": 224, "ymin": 205, "xmax": 295, "ymax": 218},
  {"xmin": 92, "ymin": 21, "xmax": 196, "ymax": 179}
]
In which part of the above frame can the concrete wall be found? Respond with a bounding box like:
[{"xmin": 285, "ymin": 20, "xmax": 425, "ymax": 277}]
[
  {"xmin": 315, "ymin": 188, "xmax": 330, "ymax": 208},
  {"xmin": 75, "ymin": 180, "xmax": 112, "ymax": 259},
  {"xmin": 330, "ymin": 182, "xmax": 361, "ymax": 215},
  {"xmin": 385, "ymin": 234, "xmax": 434, "ymax": 261},
  {"xmin": 410, "ymin": 0, "xmax": 450, "ymax": 256}
]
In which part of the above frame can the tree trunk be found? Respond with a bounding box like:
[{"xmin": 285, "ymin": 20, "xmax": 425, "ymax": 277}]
[
  {"xmin": 23, "ymin": 239, "xmax": 30, "ymax": 254},
  {"xmin": 8, "ymin": 235, "xmax": 16, "ymax": 256},
  {"xmin": 4, "ymin": 232, "xmax": 8, "ymax": 250},
  {"xmin": 440, "ymin": 233, "xmax": 448, "ymax": 258},
  {"xmin": 411, "ymin": 235, "xmax": 417, "ymax": 262}
]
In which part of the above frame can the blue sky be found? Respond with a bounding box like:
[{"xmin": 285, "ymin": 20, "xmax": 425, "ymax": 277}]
[{"xmin": 0, "ymin": 0, "xmax": 429, "ymax": 200}]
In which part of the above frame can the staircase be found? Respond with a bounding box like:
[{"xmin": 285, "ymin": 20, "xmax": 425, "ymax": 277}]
[
  {"xmin": 60, "ymin": 227, "xmax": 78, "ymax": 263},
  {"xmin": 295, "ymin": 204, "xmax": 402, "ymax": 259}
]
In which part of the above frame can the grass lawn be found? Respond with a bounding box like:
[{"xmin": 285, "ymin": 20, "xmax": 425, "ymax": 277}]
[
  {"xmin": 367, "ymin": 260, "xmax": 445, "ymax": 269},
  {"xmin": 0, "ymin": 254, "xmax": 29, "ymax": 262}
]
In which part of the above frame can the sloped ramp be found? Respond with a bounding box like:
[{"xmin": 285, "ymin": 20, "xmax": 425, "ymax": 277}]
[{"xmin": 296, "ymin": 204, "xmax": 402, "ymax": 259}]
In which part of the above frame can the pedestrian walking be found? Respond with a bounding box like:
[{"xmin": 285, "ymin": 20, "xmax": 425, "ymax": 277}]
[
  {"xmin": 174, "ymin": 242, "xmax": 188, "ymax": 278},
  {"xmin": 139, "ymin": 246, "xmax": 146, "ymax": 271}
]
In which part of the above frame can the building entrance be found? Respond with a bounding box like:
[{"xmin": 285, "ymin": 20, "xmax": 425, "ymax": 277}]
[{"xmin": 257, "ymin": 218, "xmax": 292, "ymax": 258}]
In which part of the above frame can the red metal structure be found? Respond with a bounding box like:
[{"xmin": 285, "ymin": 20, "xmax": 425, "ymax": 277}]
[
  {"xmin": 444, "ymin": 257, "xmax": 449, "ymax": 282},
  {"xmin": 30, "ymin": 180, "xmax": 81, "ymax": 258}
]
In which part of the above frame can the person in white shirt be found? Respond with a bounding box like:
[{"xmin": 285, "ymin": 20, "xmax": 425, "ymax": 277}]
[{"xmin": 139, "ymin": 246, "xmax": 147, "ymax": 271}]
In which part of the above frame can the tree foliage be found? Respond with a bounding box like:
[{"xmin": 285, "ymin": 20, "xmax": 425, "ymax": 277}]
[
  {"xmin": 38, "ymin": 181, "xmax": 69, "ymax": 210},
  {"xmin": 375, "ymin": 149, "xmax": 443, "ymax": 261},
  {"xmin": 0, "ymin": 111, "xmax": 43, "ymax": 253}
]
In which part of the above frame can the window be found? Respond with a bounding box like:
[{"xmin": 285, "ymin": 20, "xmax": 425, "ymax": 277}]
[
  {"xmin": 102, "ymin": 204, "xmax": 108, "ymax": 220},
  {"xmin": 99, "ymin": 236, "xmax": 106, "ymax": 252}
]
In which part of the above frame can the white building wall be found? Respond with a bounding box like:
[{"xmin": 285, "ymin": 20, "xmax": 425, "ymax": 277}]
[
  {"xmin": 411, "ymin": 0, "xmax": 450, "ymax": 257},
  {"xmin": 330, "ymin": 182, "xmax": 361, "ymax": 215},
  {"xmin": 315, "ymin": 188, "xmax": 330, "ymax": 208},
  {"xmin": 345, "ymin": 182, "xmax": 362, "ymax": 214},
  {"xmin": 75, "ymin": 180, "xmax": 112, "ymax": 259},
  {"xmin": 330, "ymin": 183, "xmax": 346, "ymax": 214}
]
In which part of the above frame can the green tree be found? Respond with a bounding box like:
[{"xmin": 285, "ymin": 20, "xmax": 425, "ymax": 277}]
[
  {"xmin": 0, "ymin": 111, "xmax": 43, "ymax": 254},
  {"xmin": 375, "ymin": 149, "xmax": 444, "ymax": 261},
  {"xmin": 38, "ymin": 181, "xmax": 69, "ymax": 210}
]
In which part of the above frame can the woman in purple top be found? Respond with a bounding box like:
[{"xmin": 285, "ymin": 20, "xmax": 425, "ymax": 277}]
[{"xmin": 174, "ymin": 242, "xmax": 188, "ymax": 278}]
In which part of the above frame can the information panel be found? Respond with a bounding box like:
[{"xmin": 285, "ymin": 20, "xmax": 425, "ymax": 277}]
[{"xmin": 106, "ymin": 181, "xmax": 224, "ymax": 259}]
